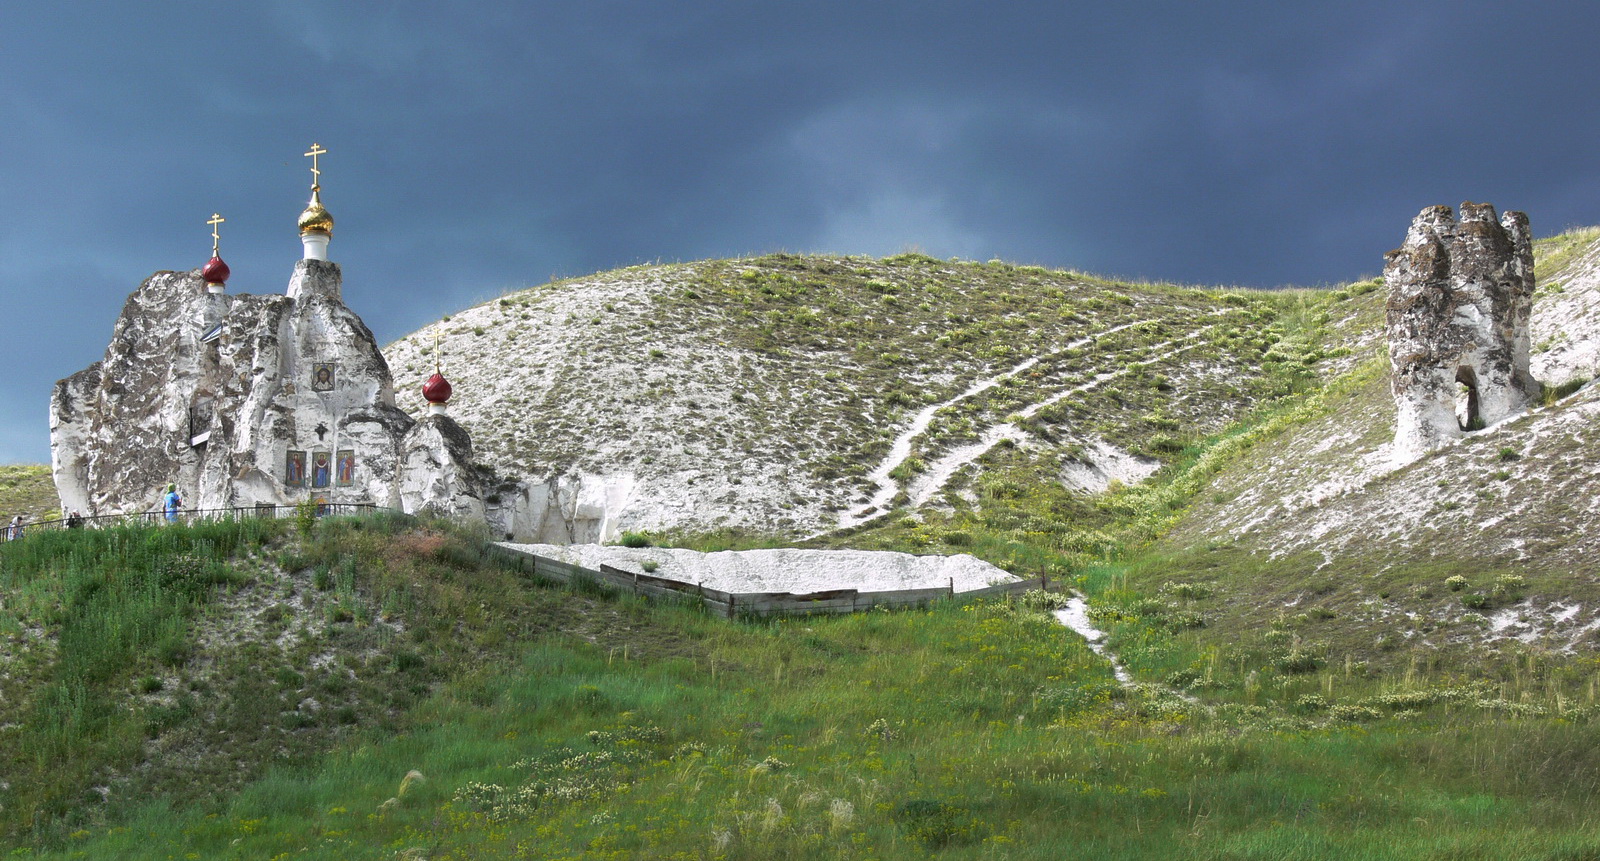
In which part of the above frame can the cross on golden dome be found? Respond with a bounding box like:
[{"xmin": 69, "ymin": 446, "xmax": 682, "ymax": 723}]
[
  {"xmin": 298, "ymin": 142, "xmax": 334, "ymax": 237},
  {"xmin": 304, "ymin": 142, "xmax": 327, "ymax": 189}
]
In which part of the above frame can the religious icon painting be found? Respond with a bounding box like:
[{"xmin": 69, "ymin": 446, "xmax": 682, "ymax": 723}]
[
  {"xmin": 336, "ymin": 450, "xmax": 355, "ymax": 487},
  {"xmin": 312, "ymin": 451, "xmax": 332, "ymax": 488},
  {"xmin": 311, "ymin": 362, "xmax": 336, "ymax": 392},
  {"xmin": 285, "ymin": 450, "xmax": 306, "ymax": 488}
]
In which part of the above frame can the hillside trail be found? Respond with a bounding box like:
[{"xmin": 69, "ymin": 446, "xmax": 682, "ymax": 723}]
[
  {"xmin": 905, "ymin": 328, "xmax": 1220, "ymax": 508},
  {"xmin": 828, "ymin": 319, "xmax": 1153, "ymax": 533},
  {"xmin": 1054, "ymin": 595, "xmax": 1202, "ymax": 705},
  {"xmin": 1054, "ymin": 596, "xmax": 1132, "ymax": 684}
]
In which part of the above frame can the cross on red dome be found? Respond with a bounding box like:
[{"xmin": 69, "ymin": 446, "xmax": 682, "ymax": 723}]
[
  {"xmin": 201, "ymin": 255, "xmax": 231, "ymax": 285},
  {"xmin": 422, "ymin": 372, "xmax": 452, "ymax": 404}
]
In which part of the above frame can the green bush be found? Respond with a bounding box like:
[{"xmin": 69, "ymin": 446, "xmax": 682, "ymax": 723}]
[
  {"xmin": 942, "ymin": 530, "xmax": 972, "ymax": 546},
  {"xmin": 1276, "ymin": 644, "xmax": 1322, "ymax": 674},
  {"xmin": 619, "ymin": 531, "xmax": 652, "ymax": 548},
  {"xmin": 1492, "ymin": 573, "xmax": 1527, "ymax": 603},
  {"xmin": 1017, "ymin": 589, "xmax": 1070, "ymax": 611},
  {"xmin": 893, "ymin": 799, "xmax": 980, "ymax": 849},
  {"xmin": 294, "ymin": 499, "xmax": 318, "ymax": 536}
]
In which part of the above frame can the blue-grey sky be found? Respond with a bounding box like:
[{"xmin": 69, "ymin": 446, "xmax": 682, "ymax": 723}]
[{"xmin": 4, "ymin": 1, "xmax": 1600, "ymax": 464}]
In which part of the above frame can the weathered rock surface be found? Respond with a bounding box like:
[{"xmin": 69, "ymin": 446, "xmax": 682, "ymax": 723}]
[
  {"xmin": 1385, "ymin": 202, "xmax": 1539, "ymax": 459},
  {"xmin": 399, "ymin": 414, "xmax": 486, "ymax": 520},
  {"xmin": 51, "ymin": 261, "xmax": 483, "ymax": 519}
]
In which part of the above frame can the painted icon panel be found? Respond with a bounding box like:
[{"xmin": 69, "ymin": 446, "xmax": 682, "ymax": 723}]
[
  {"xmin": 336, "ymin": 450, "xmax": 355, "ymax": 486},
  {"xmin": 312, "ymin": 451, "xmax": 332, "ymax": 488},
  {"xmin": 285, "ymin": 450, "xmax": 306, "ymax": 487},
  {"xmin": 311, "ymin": 362, "xmax": 336, "ymax": 392}
]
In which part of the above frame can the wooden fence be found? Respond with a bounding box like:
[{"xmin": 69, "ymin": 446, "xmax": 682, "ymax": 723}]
[{"xmin": 485, "ymin": 543, "xmax": 1048, "ymax": 619}]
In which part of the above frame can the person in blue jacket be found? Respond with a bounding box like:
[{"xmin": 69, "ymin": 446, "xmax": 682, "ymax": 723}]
[{"xmin": 163, "ymin": 484, "xmax": 182, "ymax": 524}]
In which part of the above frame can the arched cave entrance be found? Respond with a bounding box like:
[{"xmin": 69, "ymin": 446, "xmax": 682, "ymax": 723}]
[{"xmin": 1455, "ymin": 366, "xmax": 1484, "ymax": 431}]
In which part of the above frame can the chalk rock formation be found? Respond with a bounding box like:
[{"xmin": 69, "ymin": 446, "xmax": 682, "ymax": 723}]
[
  {"xmin": 51, "ymin": 261, "xmax": 484, "ymax": 518},
  {"xmin": 399, "ymin": 414, "xmax": 486, "ymax": 520},
  {"xmin": 1385, "ymin": 203, "xmax": 1539, "ymax": 459},
  {"xmin": 482, "ymin": 472, "xmax": 637, "ymax": 544}
]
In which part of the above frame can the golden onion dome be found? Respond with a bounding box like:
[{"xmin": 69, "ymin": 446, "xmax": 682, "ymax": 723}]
[{"xmin": 297, "ymin": 186, "xmax": 334, "ymax": 235}]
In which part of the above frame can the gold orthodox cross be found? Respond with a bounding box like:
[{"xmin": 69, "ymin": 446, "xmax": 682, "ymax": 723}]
[
  {"xmin": 304, "ymin": 142, "xmax": 327, "ymax": 188},
  {"xmin": 433, "ymin": 327, "xmax": 442, "ymax": 372},
  {"xmin": 207, "ymin": 213, "xmax": 225, "ymax": 255}
]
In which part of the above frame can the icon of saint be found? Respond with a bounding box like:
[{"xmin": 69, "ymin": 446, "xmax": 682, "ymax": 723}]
[{"xmin": 312, "ymin": 451, "xmax": 331, "ymax": 488}]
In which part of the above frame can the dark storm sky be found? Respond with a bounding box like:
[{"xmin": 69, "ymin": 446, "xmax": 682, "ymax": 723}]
[{"xmin": 4, "ymin": 1, "xmax": 1599, "ymax": 463}]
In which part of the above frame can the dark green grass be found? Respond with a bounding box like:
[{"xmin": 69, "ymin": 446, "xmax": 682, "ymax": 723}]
[
  {"xmin": 25, "ymin": 568, "xmax": 1600, "ymax": 859},
  {"xmin": 0, "ymin": 518, "xmax": 273, "ymax": 838},
  {"xmin": 11, "ymin": 488, "xmax": 1600, "ymax": 858}
]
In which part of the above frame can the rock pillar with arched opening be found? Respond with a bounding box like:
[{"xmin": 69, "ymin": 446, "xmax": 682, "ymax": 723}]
[{"xmin": 1385, "ymin": 202, "xmax": 1539, "ymax": 460}]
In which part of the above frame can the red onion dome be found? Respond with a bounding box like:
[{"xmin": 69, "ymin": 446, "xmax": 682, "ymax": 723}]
[
  {"xmin": 201, "ymin": 255, "xmax": 231, "ymax": 285},
  {"xmin": 422, "ymin": 372, "xmax": 453, "ymax": 404}
]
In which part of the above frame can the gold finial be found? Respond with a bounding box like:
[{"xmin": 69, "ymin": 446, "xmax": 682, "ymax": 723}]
[
  {"xmin": 432, "ymin": 327, "xmax": 442, "ymax": 373},
  {"xmin": 304, "ymin": 142, "xmax": 327, "ymax": 189},
  {"xmin": 207, "ymin": 213, "xmax": 225, "ymax": 255}
]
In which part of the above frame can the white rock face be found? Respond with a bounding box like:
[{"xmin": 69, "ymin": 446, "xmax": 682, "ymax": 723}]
[
  {"xmin": 1385, "ymin": 203, "xmax": 1538, "ymax": 460},
  {"xmin": 51, "ymin": 261, "xmax": 483, "ymax": 519},
  {"xmin": 483, "ymin": 472, "xmax": 637, "ymax": 544},
  {"xmin": 399, "ymin": 414, "xmax": 487, "ymax": 521}
]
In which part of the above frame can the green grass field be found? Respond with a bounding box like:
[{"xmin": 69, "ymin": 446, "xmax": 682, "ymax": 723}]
[{"xmin": 6, "ymin": 508, "xmax": 1600, "ymax": 860}]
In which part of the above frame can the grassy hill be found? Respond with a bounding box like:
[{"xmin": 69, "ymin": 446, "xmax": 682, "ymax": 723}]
[
  {"xmin": 0, "ymin": 464, "xmax": 60, "ymax": 526},
  {"xmin": 386, "ymin": 254, "xmax": 1334, "ymax": 538},
  {"xmin": 11, "ymin": 230, "xmax": 1600, "ymax": 857},
  {"xmin": 1113, "ymin": 229, "xmax": 1600, "ymax": 689}
]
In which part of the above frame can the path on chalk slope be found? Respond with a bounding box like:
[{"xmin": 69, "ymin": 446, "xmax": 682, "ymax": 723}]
[
  {"xmin": 831, "ymin": 319, "xmax": 1153, "ymax": 531},
  {"xmin": 906, "ymin": 331, "xmax": 1219, "ymax": 508}
]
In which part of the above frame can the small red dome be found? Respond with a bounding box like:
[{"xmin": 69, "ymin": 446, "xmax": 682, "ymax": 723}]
[
  {"xmin": 201, "ymin": 255, "xmax": 231, "ymax": 285},
  {"xmin": 422, "ymin": 372, "xmax": 452, "ymax": 404}
]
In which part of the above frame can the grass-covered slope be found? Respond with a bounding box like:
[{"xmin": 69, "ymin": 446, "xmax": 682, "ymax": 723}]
[
  {"xmin": 386, "ymin": 254, "xmax": 1329, "ymax": 537},
  {"xmin": 13, "ymin": 515, "xmax": 1600, "ymax": 860},
  {"xmin": 0, "ymin": 514, "xmax": 681, "ymax": 847},
  {"xmin": 1110, "ymin": 227, "xmax": 1600, "ymax": 677}
]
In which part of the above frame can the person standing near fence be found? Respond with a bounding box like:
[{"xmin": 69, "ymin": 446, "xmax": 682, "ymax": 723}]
[
  {"xmin": 6, "ymin": 515, "xmax": 22, "ymax": 540},
  {"xmin": 66, "ymin": 510, "xmax": 84, "ymax": 529},
  {"xmin": 162, "ymin": 484, "xmax": 183, "ymax": 524}
]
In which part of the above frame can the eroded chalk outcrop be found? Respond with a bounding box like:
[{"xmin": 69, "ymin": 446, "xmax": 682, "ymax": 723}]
[
  {"xmin": 1385, "ymin": 202, "xmax": 1539, "ymax": 460},
  {"xmin": 51, "ymin": 261, "xmax": 483, "ymax": 519}
]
